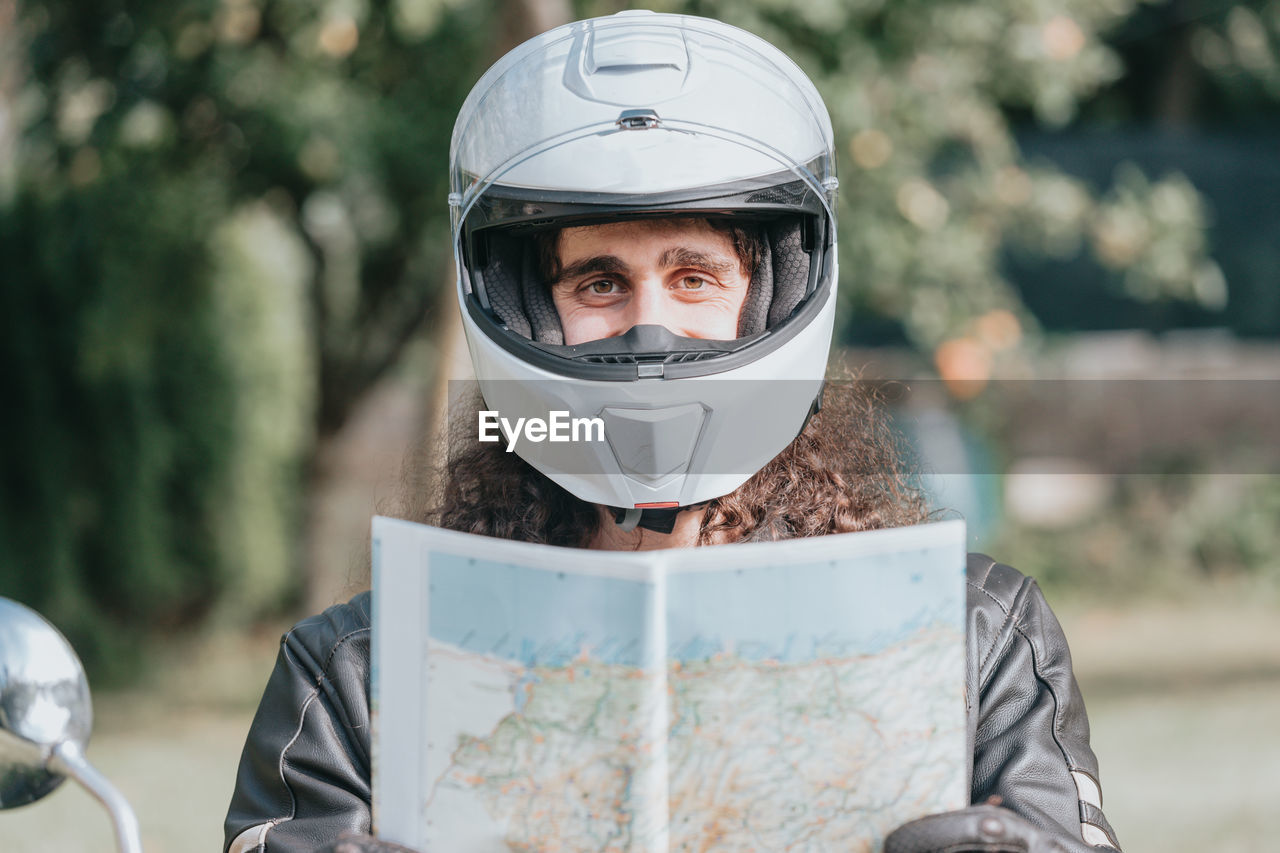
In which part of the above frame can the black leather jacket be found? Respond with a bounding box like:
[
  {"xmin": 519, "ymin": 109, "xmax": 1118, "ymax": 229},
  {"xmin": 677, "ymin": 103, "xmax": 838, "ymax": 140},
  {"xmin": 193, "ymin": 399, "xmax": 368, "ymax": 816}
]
[{"xmin": 224, "ymin": 554, "xmax": 1123, "ymax": 853}]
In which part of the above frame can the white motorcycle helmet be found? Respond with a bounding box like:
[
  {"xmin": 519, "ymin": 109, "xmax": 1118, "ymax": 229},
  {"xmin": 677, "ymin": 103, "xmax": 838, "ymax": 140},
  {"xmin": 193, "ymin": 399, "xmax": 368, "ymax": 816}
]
[{"xmin": 450, "ymin": 10, "xmax": 838, "ymax": 531}]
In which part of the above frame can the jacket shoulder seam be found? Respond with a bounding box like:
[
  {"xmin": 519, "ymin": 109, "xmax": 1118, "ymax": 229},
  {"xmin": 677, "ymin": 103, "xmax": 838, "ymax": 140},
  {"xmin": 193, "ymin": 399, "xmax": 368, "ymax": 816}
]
[
  {"xmin": 968, "ymin": 553, "xmax": 998, "ymax": 589},
  {"xmin": 274, "ymin": 688, "xmax": 321, "ymax": 828},
  {"xmin": 321, "ymin": 626, "xmax": 371, "ymax": 681},
  {"xmin": 267, "ymin": 620, "xmax": 370, "ymax": 833},
  {"xmin": 967, "ymin": 570, "xmax": 1018, "ymax": 680}
]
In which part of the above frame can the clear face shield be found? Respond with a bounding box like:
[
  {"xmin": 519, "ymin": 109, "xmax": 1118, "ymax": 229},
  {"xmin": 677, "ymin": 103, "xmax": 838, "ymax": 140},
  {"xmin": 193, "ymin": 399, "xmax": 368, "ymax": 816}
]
[{"xmin": 451, "ymin": 14, "xmax": 837, "ymax": 372}]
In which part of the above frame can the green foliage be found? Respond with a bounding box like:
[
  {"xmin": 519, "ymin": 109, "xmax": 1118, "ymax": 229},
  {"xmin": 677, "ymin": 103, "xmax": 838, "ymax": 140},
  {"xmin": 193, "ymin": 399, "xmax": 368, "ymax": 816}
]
[
  {"xmin": 2, "ymin": 0, "xmax": 492, "ymax": 680},
  {"xmin": 993, "ymin": 473, "xmax": 1280, "ymax": 601},
  {"xmin": 1186, "ymin": 0, "xmax": 1280, "ymax": 106},
  {"xmin": 15, "ymin": 0, "xmax": 490, "ymax": 428},
  {"xmin": 0, "ymin": 162, "xmax": 235, "ymax": 683},
  {"xmin": 208, "ymin": 202, "xmax": 316, "ymax": 611}
]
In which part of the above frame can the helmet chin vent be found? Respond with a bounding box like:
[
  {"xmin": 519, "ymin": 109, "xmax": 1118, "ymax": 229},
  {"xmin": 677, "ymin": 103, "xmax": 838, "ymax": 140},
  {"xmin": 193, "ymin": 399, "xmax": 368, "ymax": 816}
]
[{"xmin": 574, "ymin": 350, "xmax": 729, "ymax": 366}]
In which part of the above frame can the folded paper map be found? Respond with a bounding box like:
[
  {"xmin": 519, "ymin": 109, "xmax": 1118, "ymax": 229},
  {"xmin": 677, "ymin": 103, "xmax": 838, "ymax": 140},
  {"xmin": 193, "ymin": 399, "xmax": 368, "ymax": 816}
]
[{"xmin": 372, "ymin": 517, "xmax": 967, "ymax": 852}]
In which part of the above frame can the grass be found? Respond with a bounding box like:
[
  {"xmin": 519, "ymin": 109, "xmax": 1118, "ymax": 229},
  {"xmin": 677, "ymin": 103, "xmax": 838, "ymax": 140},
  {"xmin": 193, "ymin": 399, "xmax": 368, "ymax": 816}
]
[
  {"xmin": 1057, "ymin": 596, "xmax": 1280, "ymax": 852},
  {"xmin": 1087, "ymin": 679, "xmax": 1280, "ymax": 852}
]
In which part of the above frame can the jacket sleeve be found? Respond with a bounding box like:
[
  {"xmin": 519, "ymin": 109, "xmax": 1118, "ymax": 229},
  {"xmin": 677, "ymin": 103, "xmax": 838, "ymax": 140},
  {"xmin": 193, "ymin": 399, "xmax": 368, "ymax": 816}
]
[
  {"xmin": 224, "ymin": 593, "xmax": 375, "ymax": 853},
  {"xmin": 966, "ymin": 555, "xmax": 1123, "ymax": 851}
]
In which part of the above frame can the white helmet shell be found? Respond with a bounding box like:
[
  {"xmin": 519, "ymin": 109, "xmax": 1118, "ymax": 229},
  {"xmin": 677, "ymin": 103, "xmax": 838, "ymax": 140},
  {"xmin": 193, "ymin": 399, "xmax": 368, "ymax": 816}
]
[{"xmin": 450, "ymin": 10, "xmax": 838, "ymax": 511}]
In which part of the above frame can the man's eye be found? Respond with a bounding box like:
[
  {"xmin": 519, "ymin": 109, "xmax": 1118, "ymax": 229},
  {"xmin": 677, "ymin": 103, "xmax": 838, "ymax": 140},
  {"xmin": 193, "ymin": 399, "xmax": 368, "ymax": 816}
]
[
  {"xmin": 588, "ymin": 280, "xmax": 619, "ymax": 295},
  {"xmin": 680, "ymin": 276, "xmax": 708, "ymax": 290}
]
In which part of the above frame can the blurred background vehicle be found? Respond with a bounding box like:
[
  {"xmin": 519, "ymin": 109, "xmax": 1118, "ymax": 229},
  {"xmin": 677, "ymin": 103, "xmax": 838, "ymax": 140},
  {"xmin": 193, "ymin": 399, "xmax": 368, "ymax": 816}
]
[{"xmin": 2, "ymin": 1, "xmax": 1278, "ymax": 850}]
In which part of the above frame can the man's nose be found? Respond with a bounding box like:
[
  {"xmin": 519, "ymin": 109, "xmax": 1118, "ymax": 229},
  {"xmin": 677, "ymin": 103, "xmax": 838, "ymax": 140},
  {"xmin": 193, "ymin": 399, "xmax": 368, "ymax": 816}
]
[{"xmin": 624, "ymin": 278, "xmax": 674, "ymax": 332}]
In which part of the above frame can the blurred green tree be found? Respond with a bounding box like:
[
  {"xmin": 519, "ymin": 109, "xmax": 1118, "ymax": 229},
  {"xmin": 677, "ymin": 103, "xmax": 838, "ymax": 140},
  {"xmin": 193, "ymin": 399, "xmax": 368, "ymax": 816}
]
[
  {"xmin": 1, "ymin": 0, "xmax": 1262, "ymax": 678},
  {"xmin": 0, "ymin": 0, "xmax": 494, "ymax": 680}
]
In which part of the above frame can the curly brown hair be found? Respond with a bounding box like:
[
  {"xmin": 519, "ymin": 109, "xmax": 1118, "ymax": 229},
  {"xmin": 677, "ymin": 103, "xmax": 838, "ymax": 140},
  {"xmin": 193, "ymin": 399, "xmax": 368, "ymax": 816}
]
[{"xmin": 392, "ymin": 380, "xmax": 927, "ymax": 548}]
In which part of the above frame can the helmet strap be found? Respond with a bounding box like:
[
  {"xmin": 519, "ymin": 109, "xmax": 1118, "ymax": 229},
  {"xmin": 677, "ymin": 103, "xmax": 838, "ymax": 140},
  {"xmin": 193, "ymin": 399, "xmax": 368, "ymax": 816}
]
[{"xmin": 610, "ymin": 504, "xmax": 707, "ymax": 535}]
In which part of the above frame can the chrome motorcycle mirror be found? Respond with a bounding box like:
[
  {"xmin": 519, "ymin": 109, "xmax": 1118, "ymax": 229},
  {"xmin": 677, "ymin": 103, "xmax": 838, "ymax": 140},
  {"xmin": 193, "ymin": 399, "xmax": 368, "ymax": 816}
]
[{"xmin": 0, "ymin": 597, "xmax": 143, "ymax": 853}]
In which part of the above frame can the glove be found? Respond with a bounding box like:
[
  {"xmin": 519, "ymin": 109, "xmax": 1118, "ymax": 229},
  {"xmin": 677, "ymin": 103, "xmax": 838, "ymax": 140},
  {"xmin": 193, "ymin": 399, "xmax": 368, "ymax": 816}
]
[
  {"xmin": 312, "ymin": 832, "xmax": 422, "ymax": 853},
  {"xmin": 884, "ymin": 804, "xmax": 1113, "ymax": 853}
]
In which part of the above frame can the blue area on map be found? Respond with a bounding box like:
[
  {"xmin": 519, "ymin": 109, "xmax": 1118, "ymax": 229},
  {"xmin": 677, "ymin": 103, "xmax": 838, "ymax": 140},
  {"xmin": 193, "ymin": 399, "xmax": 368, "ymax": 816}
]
[
  {"xmin": 428, "ymin": 554, "xmax": 657, "ymax": 668},
  {"xmin": 427, "ymin": 545, "xmax": 964, "ymax": 668},
  {"xmin": 667, "ymin": 548, "xmax": 964, "ymax": 662}
]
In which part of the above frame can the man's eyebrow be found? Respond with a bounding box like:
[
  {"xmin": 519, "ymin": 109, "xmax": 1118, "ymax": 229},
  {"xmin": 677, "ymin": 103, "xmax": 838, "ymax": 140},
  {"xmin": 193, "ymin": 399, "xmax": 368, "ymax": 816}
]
[
  {"xmin": 659, "ymin": 247, "xmax": 737, "ymax": 275},
  {"xmin": 553, "ymin": 255, "xmax": 629, "ymax": 285}
]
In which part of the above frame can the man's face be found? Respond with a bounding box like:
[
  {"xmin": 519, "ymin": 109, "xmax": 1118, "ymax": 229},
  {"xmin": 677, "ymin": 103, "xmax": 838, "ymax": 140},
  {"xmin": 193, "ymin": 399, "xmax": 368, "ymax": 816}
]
[{"xmin": 548, "ymin": 219, "xmax": 751, "ymax": 346}]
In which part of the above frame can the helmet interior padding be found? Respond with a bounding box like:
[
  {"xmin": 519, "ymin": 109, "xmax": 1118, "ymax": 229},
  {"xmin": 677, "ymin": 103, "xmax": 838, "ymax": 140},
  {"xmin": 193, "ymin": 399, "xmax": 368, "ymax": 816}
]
[
  {"xmin": 737, "ymin": 218, "xmax": 811, "ymax": 337},
  {"xmin": 475, "ymin": 218, "xmax": 812, "ymax": 346}
]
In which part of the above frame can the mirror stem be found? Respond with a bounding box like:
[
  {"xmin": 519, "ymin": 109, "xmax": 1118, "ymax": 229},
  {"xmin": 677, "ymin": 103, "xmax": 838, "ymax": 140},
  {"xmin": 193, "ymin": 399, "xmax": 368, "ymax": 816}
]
[{"xmin": 49, "ymin": 741, "xmax": 143, "ymax": 853}]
